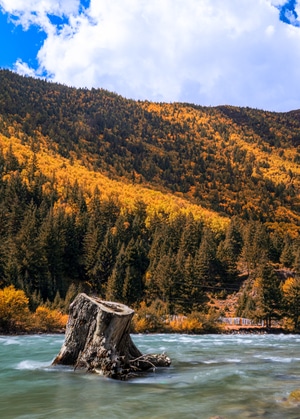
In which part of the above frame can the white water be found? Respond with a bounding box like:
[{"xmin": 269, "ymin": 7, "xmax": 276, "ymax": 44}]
[{"xmin": 1, "ymin": 334, "xmax": 300, "ymax": 418}]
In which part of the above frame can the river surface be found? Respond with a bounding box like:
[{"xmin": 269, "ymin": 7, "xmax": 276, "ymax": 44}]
[{"xmin": 1, "ymin": 333, "xmax": 300, "ymax": 418}]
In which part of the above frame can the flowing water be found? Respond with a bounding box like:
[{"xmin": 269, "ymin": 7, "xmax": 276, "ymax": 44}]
[{"xmin": 1, "ymin": 333, "xmax": 300, "ymax": 419}]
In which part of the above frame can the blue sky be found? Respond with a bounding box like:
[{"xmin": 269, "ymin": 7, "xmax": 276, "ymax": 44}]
[
  {"xmin": 0, "ymin": 13, "xmax": 46, "ymax": 69},
  {"xmin": 0, "ymin": 0, "xmax": 300, "ymax": 112}
]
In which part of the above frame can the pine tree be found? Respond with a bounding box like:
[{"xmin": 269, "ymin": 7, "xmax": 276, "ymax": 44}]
[
  {"xmin": 147, "ymin": 225, "xmax": 167, "ymax": 275},
  {"xmin": 179, "ymin": 254, "xmax": 206, "ymax": 313},
  {"xmin": 105, "ymin": 245, "xmax": 126, "ymax": 302},
  {"xmin": 122, "ymin": 238, "xmax": 149, "ymax": 306},
  {"xmin": 14, "ymin": 203, "xmax": 49, "ymax": 296},
  {"xmin": 38, "ymin": 207, "xmax": 66, "ymax": 298},
  {"xmin": 63, "ymin": 213, "xmax": 85, "ymax": 283},
  {"xmin": 269, "ymin": 229, "xmax": 284, "ymax": 263},
  {"xmin": 254, "ymin": 262, "xmax": 282, "ymax": 327},
  {"xmin": 151, "ymin": 251, "xmax": 180, "ymax": 314},
  {"xmin": 217, "ymin": 217, "xmax": 243, "ymax": 281},
  {"xmin": 177, "ymin": 214, "xmax": 203, "ymax": 265},
  {"xmin": 4, "ymin": 144, "xmax": 20, "ymax": 172},
  {"xmin": 240, "ymin": 221, "xmax": 269, "ymax": 273},
  {"xmin": 280, "ymin": 234, "xmax": 294, "ymax": 268},
  {"xmin": 131, "ymin": 200, "xmax": 148, "ymax": 239},
  {"xmin": 294, "ymin": 246, "xmax": 300, "ymax": 275},
  {"xmin": 4, "ymin": 172, "xmax": 29, "ymax": 236},
  {"xmin": 83, "ymin": 217, "xmax": 103, "ymax": 293},
  {"xmin": 194, "ymin": 227, "xmax": 218, "ymax": 285}
]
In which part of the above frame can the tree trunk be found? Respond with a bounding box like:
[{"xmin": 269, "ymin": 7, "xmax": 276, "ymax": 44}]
[{"xmin": 52, "ymin": 293, "xmax": 171, "ymax": 379}]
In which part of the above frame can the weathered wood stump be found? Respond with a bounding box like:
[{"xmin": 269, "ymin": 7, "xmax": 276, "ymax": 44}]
[{"xmin": 52, "ymin": 293, "xmax": 171, "ymax": 379}]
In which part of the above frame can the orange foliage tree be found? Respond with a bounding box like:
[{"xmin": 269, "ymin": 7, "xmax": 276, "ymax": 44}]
[
  {"xmin": 282, "ymin": 277, "xmax": 300, "ymax": 330},
  {"xmin": 0, "ymin": 285, "xmax": 30, "ymax": 332},
  {"xmin": 33, "ymin": 306, "xmax": 68, "ymax": 332}
]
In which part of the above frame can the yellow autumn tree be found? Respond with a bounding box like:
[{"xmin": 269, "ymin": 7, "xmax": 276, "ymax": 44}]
[
  {"xmin": 0, "ymin": 285, "xmax": 30, "ymax": 332},
  {"xmin": 282, "ymin": 277, "xmax": 300, "ymax": 330},
  {"xmin": 33, "ymin": 306, "xmax": 68, "ymax": 332}
]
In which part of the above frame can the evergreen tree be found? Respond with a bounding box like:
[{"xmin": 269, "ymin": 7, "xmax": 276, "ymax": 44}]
[
  {"xmin": 63, "ymin": 213, "xmax": 84, "ymax": 283},
  {"xmin": 83, "ymin": 216, "xmax": 104, "ymax": 293},
  {"xmin": 167, "ymin": 215, "xmax": 186, "ymax": 254},
  {"xmin": 294, "ymin": 246, "xmax": 300, "ymax": 275},
  {"xmin": 4, "ymin": 172, "xmax": 29, "ymax": 235},
  {"xmin": 151, "ymin": 251, "xmax": 180, "ymax": 314},
  {"xmin": 254, "ymin": 262, "xmax": 282, "ymax": 327},
  {"xmin": 38, "ymin": 207, "xmax": 66, "ymax": 298},
  {"xmin": 100, "ymin": 194, "xmax": 121, "ymax": 228},
  {"xmin": 235, "ymin": 285, "xmax": 256, "ymax": 318},
  {"xmin": 122, "ymin": 238, "xmax": 149, "ymax": 305},
  {"xmin": 179, "ymin": 254, "xmax": 207, "ymax": 313},
  {"xmin": 217, "ymin": 217, "xmax": 243, "ymax": 281},
  {"xmin": 147, "ymin": 224, "xmax": 167, "ymax": 273},
  {"xmin": 269, "ymin": 229, "xmax": 284, "ymax": 263},
  {"xmin": 240, "ymin": 221, "xmax": 269, "ymax": 273},
  {"xmin": 131, "ymin": 200, "xmax": 148, "ymax": 240},
  {"xmin": 194, "ymin": 227, "xmax": 218, "ymax": 285},
  {"xmin": 177, "ymin": 214, "xmax": 203, "ymax": 266},
  {"xmin": 106, "ymin": 245, "xmax": 126, "ymax": 302},
  {"xmin": 4, "ymin": 144, "xmax": 20, "ymax": 172},
  {"xmin": 11, "ymin": 203, "xmax": 49, "ymax": 298},
  {"xmin": 114, "ymin": 211, "xmax": 134, "ymax": 247},
  {"xmin": 280, "ymin": 234, "xmax": 294, "ymax": 268}
]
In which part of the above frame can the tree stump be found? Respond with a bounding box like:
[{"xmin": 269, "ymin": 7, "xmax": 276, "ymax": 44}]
[{"xmin": 52, "ymin": 293, "xmax": 171, "ymax": 379}]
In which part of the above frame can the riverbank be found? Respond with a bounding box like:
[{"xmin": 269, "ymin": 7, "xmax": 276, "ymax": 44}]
[
  {"xmin": 222, "ymin": 325, "xmax": 290, "ymax": 334},
  {"xmin": 0, "ymin": 325, "xmax": 294, "ymax": 336}
]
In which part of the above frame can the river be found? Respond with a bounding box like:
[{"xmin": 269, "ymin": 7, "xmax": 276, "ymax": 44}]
[{"xmin": 1, "ymin": 333, "xmax": 300, "ymax": 418}]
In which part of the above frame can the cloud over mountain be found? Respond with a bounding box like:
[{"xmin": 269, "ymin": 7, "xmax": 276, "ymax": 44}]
[{"xmin": 1, "ymin": 0, "xmax": 300, "ymax": 111}]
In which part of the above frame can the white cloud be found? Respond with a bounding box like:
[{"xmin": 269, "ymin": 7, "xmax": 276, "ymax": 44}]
[
  {"xmin": 14, "ymin": 59, "xmax": 37, "ymax": 77},
  {"xmin": 1, "ymin": 0, "xmax": 300, "ymax": 111},
  {"xmin": 0, "ymin": 0, "xmax": 79, "ymax": 16},
  {"xmin": 270, "ymin": 0, "xmax": 288, "ymax": 6}
]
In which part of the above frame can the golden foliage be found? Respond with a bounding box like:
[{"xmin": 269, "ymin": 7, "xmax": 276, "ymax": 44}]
[
  {"xmin": 167, "ymin": 315, "xmax": 203, "ymax": 333},
  {"xmin": 282, "ymin": 277, "xmax": 296, "ymax": 295},
  {"xmin": 0, "ymin": 285, "xmax": 30, "ymax": 331},
  {"xmin": 132, "ymin": 302, "xmax": 222, "ymax": 334},
  {"xmin": 0, "ymin": 133, "xmax": 228, "ymax": 231},
  {"xmin": 33, "ymin": 306, "xmax": 68, "ymax": 332},
  {"xmin": 0, "ymin": 285, "xmax": 68, "ymax": 333}
]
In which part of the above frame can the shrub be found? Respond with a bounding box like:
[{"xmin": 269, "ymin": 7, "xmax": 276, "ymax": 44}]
[
  {"xmin": 132, "ymin": 300, "xmax": 167, "ymax": 333},
  {"xmin": 33, "ymin": 306, "xmax": 68, "ymax": 332},
  {"xmin": 167, "ymin": 311, "xmax": 223, "ymax": 334},
  {"xmin": 0, "ymin": 285, "xmax": 31, "ymax": 332}
]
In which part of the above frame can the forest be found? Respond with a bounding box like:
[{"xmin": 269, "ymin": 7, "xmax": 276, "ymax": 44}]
[{"xmin": 0, "ymin": 69, "xmax": 299, "ymax": 333}]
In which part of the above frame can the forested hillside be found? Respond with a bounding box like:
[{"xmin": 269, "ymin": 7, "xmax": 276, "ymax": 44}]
[{"xmin": 0, "ymin": 69, "xmax": 300, "ymax": 332}]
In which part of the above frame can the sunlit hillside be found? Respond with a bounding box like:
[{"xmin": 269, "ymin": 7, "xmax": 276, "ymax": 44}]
[
  {"xmin": 0, "ymin": 69, "xmax": 299, "ymax": 231},
  {"xmin": 0, "ymin": 69, "xmax": 300, "ymax": 330},
  {"xmin": 0, "ymin": 131, "xmax": 227, "ymax": 231}
]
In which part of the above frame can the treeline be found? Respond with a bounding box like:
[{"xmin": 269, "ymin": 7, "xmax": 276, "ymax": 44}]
[{"xmin": 0, "ymin": 146, "xmax": 299, "ymax": 330}]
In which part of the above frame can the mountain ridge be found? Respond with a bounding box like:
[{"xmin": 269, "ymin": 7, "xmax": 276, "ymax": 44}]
[{"xmin": 0, "ymin": 69, "xmax": 299, "ymax": 230}]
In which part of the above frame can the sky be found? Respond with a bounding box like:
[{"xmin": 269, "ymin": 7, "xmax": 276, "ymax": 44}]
[{"xmin": 0, "ymin": 0, "xmax": 300, "ymax": 112}]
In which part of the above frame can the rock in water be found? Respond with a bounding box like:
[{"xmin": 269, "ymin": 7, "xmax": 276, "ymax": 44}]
[{"xmin": 52, "ymin": 293, "xmax": 171, "ymax": 379}]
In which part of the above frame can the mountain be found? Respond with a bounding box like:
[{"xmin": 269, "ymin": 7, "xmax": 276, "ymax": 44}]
[
  {"xmin": 0, "ymin": 69, "xmax": 299, "ymax": 326},
  {"xmin": 1, "ymin": 69, "xmax": 299, "ymax": 230}
]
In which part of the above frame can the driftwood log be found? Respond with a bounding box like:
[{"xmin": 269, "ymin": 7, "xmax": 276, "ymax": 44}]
[{"xmin": 52, "ymin": 293, "xmax": 171, "ymax": 379}]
